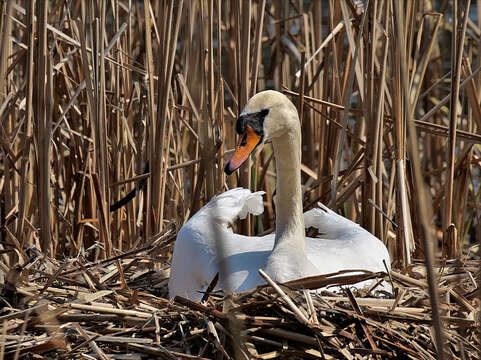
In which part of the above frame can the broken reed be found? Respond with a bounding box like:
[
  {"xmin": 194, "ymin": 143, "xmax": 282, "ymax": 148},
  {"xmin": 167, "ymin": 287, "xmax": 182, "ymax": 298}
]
[{"xmin": 0, "ymin": 0, "xmax": 480, "ymax": 353}]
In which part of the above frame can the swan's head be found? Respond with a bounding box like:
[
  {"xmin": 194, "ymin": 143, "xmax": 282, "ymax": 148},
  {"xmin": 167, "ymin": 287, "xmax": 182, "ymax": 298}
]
[{"xmin": 225, "ymin": 90, "xmax": 299, "ymax": 174}]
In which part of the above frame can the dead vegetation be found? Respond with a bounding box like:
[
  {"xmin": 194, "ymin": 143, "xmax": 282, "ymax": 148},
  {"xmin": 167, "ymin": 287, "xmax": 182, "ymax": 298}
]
[
  {"xmin": 0, "ymin": 0, "xmax": 480, "ymax": 359},
  {"xmin": 0, "ymin": 232, "xmax": 480, "ymax": 359}
]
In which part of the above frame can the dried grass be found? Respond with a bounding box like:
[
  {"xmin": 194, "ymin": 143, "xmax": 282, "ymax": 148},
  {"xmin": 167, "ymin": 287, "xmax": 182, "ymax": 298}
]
[{"xmin": 0, "ymin": 238, "xmax": 479, "ymax": 359}]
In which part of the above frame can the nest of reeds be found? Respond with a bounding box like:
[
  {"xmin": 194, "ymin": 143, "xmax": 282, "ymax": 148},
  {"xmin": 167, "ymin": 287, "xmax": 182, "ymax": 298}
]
[
  {"xmin": 1, "ymin": 226, "xmax": 479, "ymax": 360},
  {"xmin": 1, "ymin": 0, "xmax": 481, "ymax": 359}
]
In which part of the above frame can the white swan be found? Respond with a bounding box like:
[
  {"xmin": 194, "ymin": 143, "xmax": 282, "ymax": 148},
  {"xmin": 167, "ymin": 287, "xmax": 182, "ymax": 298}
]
[{"xmin": 169, "ymin": 90, "xmax": 391, "ymax": 301}]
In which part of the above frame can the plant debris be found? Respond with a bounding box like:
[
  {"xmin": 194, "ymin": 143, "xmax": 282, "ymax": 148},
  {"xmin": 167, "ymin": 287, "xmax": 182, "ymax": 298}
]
[{"xmin": 1, "ymin": 234, "xmax": 479, "ymax": 359}]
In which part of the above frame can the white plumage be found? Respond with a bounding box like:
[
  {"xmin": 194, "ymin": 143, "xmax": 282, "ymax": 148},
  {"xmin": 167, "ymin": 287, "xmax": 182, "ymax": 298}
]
[
  {"xmin": 169, "ymin": 91, "xmax": 391, "ymax": 301},
  {"xmin": 169, "ymin": 188, "xmax": 390, "ymax": 301}
]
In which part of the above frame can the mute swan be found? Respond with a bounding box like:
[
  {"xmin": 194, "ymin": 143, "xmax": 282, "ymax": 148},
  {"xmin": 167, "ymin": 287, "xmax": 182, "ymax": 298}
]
[{"xmin": 169, "ymin": 90, "xmax": 391, "ymax": 301}]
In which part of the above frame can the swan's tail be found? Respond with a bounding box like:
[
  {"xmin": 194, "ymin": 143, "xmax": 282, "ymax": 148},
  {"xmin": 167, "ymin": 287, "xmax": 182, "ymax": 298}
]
[{"xmin": 200, "ymin": 188, "xmax": 265, "ymax": 226}]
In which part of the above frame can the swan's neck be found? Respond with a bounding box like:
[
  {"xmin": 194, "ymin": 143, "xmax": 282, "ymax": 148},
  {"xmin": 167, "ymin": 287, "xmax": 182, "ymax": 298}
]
[{"xmin": 272, "ymin": 127, "xmax": 305, "ymax": 252}]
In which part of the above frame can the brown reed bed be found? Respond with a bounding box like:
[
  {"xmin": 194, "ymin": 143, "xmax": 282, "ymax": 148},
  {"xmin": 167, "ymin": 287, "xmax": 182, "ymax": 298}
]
[
  {"xmin": 0, "ymin": 0, "xmax": 480, "ymax": 358},
  {"xmin": 0, "ymin": 231, "xmax": 479, "ymax": 359}
]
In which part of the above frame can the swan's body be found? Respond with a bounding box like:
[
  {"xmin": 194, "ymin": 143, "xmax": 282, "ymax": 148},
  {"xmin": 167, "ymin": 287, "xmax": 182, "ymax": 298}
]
[
  {"xmin": 169, "ymin": 91, "xmax": 391, "ymax": 301},
  {"xmin": 169, "ymin": 189, "xmax": 390, "ymax": 300}
]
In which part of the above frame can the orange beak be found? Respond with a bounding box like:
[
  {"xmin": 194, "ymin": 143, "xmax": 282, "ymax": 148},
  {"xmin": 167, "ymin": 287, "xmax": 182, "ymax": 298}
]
[{"xmin": 225, "ymin": 125, "xmax": 262, "ymax": 175}]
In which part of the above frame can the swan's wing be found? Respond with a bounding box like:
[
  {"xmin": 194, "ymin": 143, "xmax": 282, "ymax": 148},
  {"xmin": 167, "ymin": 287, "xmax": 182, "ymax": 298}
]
[
  {"xmin": 169, "ymin": 229, "xmax": 273, "ymax": 300},
  {"xmin": 304, "ymin": 202, "xmax": 391, "ymax": 273},
  {"xmin": 219, "ymin": 233, "xmax": 274, "ymax": 293},
  {"xmin": 304, "ymin": 203, "xmax": 367, "ymax": 239},
  {"xmin": 169, "ymin": 188, "xmax": 266, "ymax": 300},
  {"xmin": 180, "ymin": 188, "xmax": 265, "ymax": 246},
  {"xmin": 198, "ymin": 187, "xmax": 265, "ymax": 226}
]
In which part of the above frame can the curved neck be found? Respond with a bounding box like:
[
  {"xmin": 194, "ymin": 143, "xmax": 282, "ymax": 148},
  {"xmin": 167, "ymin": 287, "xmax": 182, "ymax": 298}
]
[{"xmin": 272, "ymin": 124, "xmax": 305, "ymax": 252}]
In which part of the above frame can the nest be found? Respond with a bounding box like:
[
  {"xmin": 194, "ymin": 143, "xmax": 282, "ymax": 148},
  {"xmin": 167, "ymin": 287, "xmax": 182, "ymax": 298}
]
[{"xmin": 0, "ymin": 229, "xmax": 479, "ymax": 359}]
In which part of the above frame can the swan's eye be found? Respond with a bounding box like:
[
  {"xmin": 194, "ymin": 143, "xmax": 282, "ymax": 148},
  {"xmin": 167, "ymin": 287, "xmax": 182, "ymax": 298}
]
[{"xmin": 240, "ymin": 134, "xmax": 247, "ymax": 147}]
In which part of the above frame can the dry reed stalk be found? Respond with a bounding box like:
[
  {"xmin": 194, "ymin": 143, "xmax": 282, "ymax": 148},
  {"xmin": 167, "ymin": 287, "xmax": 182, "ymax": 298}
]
[
  {"xmin": 111, "ymin": 0, "xmax": 121, "ymax": 251},
  {"xmin": 390, "ymin": 0, "xmax": 411, "ymax": 267},
  {"xmin": 298, "ymin": 51, "xmax": 306, "ymax": 126},
  {"xmin": 0, "ymin": 0, "xmax": 12, "ymax": 165},
  {"xmin": 362, "ymin": 0, "xmax": 377, "ymax": 235},
  {"xmin": 143, "ymin": 0, "xmax": 156, "ymax": 241},
  {"xmin": 216, "ymin": 0, "xmax": 225, "ymax": 191},
  {"xmin": 34, "ymin": 0, "xmax": 52, "ymax": 256},
  {"xmin": 150, "ymin": 0, "xmax": 183, "ymax": 235},
  {"xmin": 393, "ymin": 1, "xmax": 447, "ymax": 358},
  {"xmin": 250, "ymin": 0, "xmax": 266, "ymax": 97},
  {"xmin": 444, "ymin": 0, "xmax": 471, "ymax": 259},
  {"xmin": 97, "ymin": 2, "xmax": 111, "ymax": 255},
  {"xmin": 206, "ymin": 0, "xmax": 216, "ymax": 198},
  {"xmin": 0, "ymin": 4, "xmax": 12, "ymax": 251},
  {"xmin": 475, "ymin": 4, "xmax": 481, "ymax": 353},
  {"xmin": 16, "ymin": 0, "xmax": 35, "ymax": 251},
  {"xmin": 374, "ymin": 0, "xmax": 390, "ymax": 241},
  {"xmin": 238, "ymin": 0, "xmax": 252, "ymax": 235},
  {"xmin": 258, "ymin": 269, "xmax": 310, "ymax": 326},
  {"xmin": 331, "ymin": 0, "xmax": 368, "ymax": 208},
  {"xmin": 79, "ymin": 20, "xmax": 108, "ymax": 258}
]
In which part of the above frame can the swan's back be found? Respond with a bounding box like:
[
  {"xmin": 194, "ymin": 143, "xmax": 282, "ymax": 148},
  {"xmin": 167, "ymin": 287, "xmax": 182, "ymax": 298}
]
[{"xmin": 304, "ymin": 205, "xmax": 390, "ymax": 289}]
